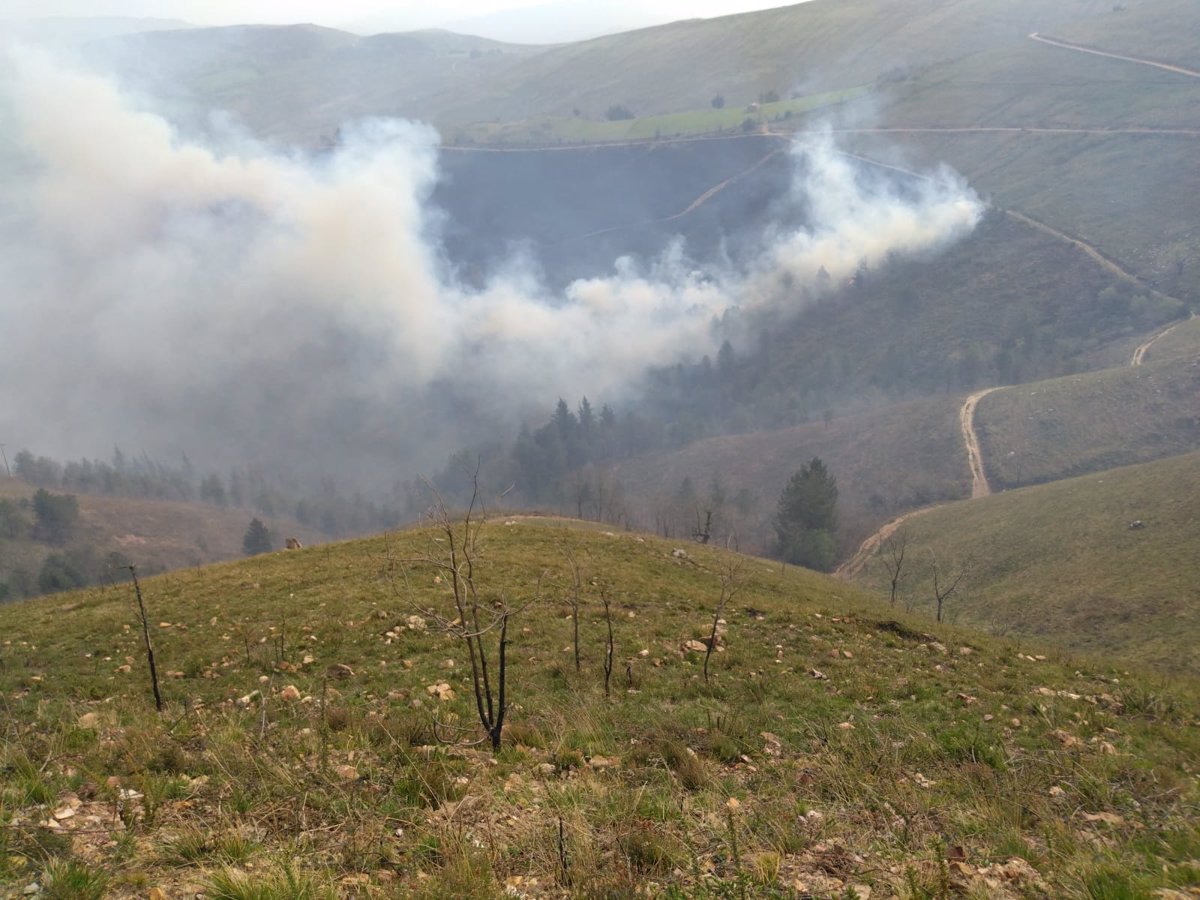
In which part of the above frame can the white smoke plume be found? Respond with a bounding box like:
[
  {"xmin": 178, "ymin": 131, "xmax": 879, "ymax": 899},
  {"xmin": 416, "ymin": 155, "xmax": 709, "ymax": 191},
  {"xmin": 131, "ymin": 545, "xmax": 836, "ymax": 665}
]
[{"xmin": 0, "ymin": 50, "xmax": 982, "ymax": 482}]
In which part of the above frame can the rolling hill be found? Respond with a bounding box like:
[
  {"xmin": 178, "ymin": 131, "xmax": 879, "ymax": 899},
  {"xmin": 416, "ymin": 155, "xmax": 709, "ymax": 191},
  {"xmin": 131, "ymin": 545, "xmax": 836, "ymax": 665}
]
[
  {"xmin": 0, "ymin": 518, "xmax": 1196, "ymax": 897},
  {"xmin": 0, "ymin": 476, "xmax": 323, "ymax": 603},
  {"xmin": 611, "ymin": 394, "xmax": 970, "ymax": 556},
  {"xmin": 974, "ymin": 349, "xmax": 1200, "ymax": 491},
  {"xmin": 848, "ymin": 450, "xmax": 1200, "ymax": 675}
]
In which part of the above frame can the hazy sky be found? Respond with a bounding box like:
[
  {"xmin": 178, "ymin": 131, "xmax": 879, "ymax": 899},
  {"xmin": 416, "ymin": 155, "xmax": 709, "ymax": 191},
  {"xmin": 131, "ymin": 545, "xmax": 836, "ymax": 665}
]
[{"xmin": 0, "ymin": 1, "xmax": 795, "ymax": 29}]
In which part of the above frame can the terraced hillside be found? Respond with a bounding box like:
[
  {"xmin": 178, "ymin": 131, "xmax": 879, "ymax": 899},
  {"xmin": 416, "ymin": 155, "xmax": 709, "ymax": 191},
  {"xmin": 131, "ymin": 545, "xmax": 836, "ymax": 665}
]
[{"xmin": 0, "ymin": 518, "xmax": 1196, "ymax": 897}]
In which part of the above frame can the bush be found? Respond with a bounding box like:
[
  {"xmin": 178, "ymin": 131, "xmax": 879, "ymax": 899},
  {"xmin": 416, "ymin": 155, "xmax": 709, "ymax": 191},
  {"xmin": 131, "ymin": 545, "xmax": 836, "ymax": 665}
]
[
  {"xmin": 37, "ymin": 554, "xmax": 87, "ymax": 594},
  {"xmin": 605, "ymin": 104, "xmax": 634, "ymax": 121}
]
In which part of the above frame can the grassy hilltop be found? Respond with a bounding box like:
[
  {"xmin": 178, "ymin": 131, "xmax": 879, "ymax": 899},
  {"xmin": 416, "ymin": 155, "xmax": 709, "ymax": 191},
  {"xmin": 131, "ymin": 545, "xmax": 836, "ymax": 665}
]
[{"xmin": 1, "ymin": 518, "xmax": 1197, "ymax": 898}]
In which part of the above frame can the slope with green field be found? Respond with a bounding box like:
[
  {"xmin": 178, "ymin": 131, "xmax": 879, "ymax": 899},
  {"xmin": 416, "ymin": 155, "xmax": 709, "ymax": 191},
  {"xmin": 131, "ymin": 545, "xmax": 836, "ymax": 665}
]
[
  {"xmin": 974, "ymin": 350, "xmax": 1200, "ymax": 492},
  {"xmin": 0, "ymin": 518, "xmax": 1197, "ymax": 898},
  {"xmin": 849, "ymin": 451, "xmax": 1200, "ymax": 676}
]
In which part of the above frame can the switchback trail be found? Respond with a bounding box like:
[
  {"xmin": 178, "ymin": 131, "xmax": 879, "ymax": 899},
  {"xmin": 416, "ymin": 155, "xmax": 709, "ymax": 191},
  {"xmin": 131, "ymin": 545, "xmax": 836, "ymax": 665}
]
[
  {"xmin": 1030, "ymin": 32, "xmax": 1200, "ymax": 80},
  {"xmin": 837, "ymin": 386, "xmax": 1001, "ymax": 579},
  {"xmin": 1132, "ymin": 314, "xmax": 1197, "ymax": 366}
]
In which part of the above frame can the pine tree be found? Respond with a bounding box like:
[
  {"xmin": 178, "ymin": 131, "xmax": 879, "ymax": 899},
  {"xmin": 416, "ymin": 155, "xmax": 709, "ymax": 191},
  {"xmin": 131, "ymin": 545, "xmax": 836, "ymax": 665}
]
[
  {"xmin": 242, "ymin": 517, "xmax": 273, "ymax": 556},
  {"xmin": 773, "ymin": 457, "xmax": 838, "ymax": 571}
]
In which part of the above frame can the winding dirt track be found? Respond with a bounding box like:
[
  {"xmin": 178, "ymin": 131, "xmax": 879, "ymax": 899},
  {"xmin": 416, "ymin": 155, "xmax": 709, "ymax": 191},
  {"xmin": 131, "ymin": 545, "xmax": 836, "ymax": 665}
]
[
  {"xmin": 835, "ymin": 507, "xmax": 936, "ymax": 579},
  {"xmin": 961, "ymin": 388, "xmax": 1001, "ymax": 499},
  {"xmin": 836, "ymin": 386, "xmax": 1000, "ymax": 578},
  {"xmin": 1029, "ymin": 32, "xmax": 1200, "ymax": 79},
  {"xmin": 1131, "ymin": 314, "xmax": 1197, "ymax": 366}
]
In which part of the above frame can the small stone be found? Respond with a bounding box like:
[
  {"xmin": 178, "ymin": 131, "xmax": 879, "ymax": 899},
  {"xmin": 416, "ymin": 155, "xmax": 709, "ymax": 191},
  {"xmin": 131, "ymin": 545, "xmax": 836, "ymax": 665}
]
[
  {"xmin": 326, "ymin": 664, "xmax": 354, "ymax": 679},
  {"xmin": 725, "ymin": 797, "xmax": 742, "ymax": 812},
  {"xmin": 334, "ymin": 765, "xmax": 359, "ymax": 781},
  {"xmin": 77, "ymin": 712, "xmax": 100, "ymax": 729},
  {"xmin": 279, "ymin": 685, "xmax": 301, "ymax": 702},
  {"xmin": 683, "ymin": 640, "xmax": 707, "ymax": 653}
]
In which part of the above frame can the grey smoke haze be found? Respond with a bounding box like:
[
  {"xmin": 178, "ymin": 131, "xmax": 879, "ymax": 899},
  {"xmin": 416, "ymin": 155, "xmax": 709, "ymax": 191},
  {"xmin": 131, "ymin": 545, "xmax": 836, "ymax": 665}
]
[{"xmin": 0, "ymin": 49, "xmax": 982, "ymax": 484}]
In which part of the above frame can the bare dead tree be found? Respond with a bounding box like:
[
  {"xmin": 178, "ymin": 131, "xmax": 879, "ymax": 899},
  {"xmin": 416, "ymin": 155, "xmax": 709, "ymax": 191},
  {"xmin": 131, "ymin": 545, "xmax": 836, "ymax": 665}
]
[
  {"xmin": 563, "ymin": 545, "xmax": 584, "ymax": 673},
  {"xmin": 396, "ymin": 475, "xmax": 527, "ymax": 752},
  {"xmin": 703, "ymin": 555, "xmax": 742, "ymax": 683},
  {"xmin": 880, "ymin": 529, "xmax": 909, "ymax": 608},
  {"xmin": 693, "ymin": 509, "xmax": 714, "ymax": 545},
  {"xmin": 125, "ymin": 565, "xmax": 162, "ymax": 712},
  {"xmin": 601, "ymin": 587, "xmax": 614, "ymax": 698},
  {"xmin": 931, "ymin": 553, "xmax": 970, "ymax": 624}
]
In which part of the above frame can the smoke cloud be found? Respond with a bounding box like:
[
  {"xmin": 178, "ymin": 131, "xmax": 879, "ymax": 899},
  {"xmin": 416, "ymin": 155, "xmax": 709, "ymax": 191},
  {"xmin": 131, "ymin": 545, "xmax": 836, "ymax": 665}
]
[{"xmin": 0, "ymin": 50, "xmax": 982, "ymax": 483}]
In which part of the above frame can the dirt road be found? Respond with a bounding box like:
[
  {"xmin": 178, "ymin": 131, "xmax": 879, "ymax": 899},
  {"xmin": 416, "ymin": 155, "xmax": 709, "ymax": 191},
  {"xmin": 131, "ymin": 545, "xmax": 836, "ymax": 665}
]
[
  {"xmin": 1002, "ymin": 210, "xmax": 1152, "ymax": 288},
  {"xmin": 961, "ymin": 388, "xmax": 1001, "ymax": 499},
  {"xmin": 835, "ymin": 506, "xmax": 937, "ymax": 579},
  {"xmin": 837, "ymin": 386, "xmax": 1001, "ymax": 578},
  {"xmin": 1030, "ymin": 32, "xmax": 1200, "ymax": 80},
  {"xmin": 1132, "ymin": 314, "xmax": 1196, "ymax": 366}
]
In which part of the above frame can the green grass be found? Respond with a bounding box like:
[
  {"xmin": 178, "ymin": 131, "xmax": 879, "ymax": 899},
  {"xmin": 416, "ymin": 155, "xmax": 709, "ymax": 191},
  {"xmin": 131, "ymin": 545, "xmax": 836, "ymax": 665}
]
[
  {"xmin": 975, "ymin": 352, "xmax": 1200, "ymax": 491},
  {"xmin": 851, "ymin": 450, "xmax": 1200, "ymax": 673},
  {"xmin": 0, "ymin": 517, "xmax": 1196, "ymax": 896},
  {"xmin": 450, "ymin": 87, "xmax": 870, "ymax": 145}
]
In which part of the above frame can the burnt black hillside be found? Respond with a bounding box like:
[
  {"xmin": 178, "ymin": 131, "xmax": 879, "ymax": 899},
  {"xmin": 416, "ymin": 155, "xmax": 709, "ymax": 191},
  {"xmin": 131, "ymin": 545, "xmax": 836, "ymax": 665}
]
[{"xmin": 432, "ymin": 135, "xmax": 796, "ymax": 288}]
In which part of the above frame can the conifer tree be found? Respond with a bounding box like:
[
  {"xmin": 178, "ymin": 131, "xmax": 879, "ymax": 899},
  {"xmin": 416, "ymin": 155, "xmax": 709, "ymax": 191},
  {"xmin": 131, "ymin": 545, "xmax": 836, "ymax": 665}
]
[
  {"xmin": 773, "ymin": 457, "xmax": 838, "ymax": 571},
  {"xmin": 242, "ymin": 517, "xmax": 273, "ymax": 555}
]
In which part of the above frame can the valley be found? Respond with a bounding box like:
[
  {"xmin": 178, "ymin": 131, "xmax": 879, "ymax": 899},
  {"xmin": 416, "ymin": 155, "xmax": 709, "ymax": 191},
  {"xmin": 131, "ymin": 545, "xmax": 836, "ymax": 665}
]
[{"xmin": 1, "ymin": 1, "xmax": 1199, "ymax": 894}]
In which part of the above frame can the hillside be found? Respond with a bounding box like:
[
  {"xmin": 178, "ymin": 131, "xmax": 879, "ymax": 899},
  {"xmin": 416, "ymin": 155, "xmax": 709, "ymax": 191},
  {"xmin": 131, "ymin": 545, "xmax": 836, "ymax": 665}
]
[
  {"xmin": 974, "ymin": 349, "xmax": 1200, "ymax": 491},
  {"xmin": 0, "ymin": 518, "xmax": 1196, "ymax": 897},
  {"xmin": 0, "ymin": 476, "xmax": 322, "ymax": 603},
  {"xmin": 611, "ymin": 395, "xmax": 970, "ymax": 556},
  {"xmin": 82, "ymin": 0, "xmax": 1129, "ymax": 142},
  {"xmin": 849, "ymin": 451, "xmax": 1200, "ymax": 675}
]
